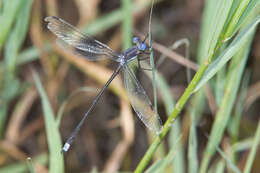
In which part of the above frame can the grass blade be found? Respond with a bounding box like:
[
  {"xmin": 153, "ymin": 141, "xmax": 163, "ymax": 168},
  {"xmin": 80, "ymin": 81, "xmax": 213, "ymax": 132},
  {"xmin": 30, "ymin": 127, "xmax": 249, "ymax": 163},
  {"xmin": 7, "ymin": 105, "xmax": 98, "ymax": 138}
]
[
  {"xmin": 223, "ymin": 0, "xmax": 251, "ymax": 40},
  {"xmin": 0, "ymin": 154, "xmax": 48, "ymax": 173},
  {"xmin": 228, "ymin": 70, "xmax": 250, "ymax": 143},
  {"xmin": 188, "ymin": 121, "xmax": 198, "ymax": 173},
  {"xmin": 243, "ymin": 119, "xmax": 260, "ymax": 173},
  {"xmin": 197, "ymin": 0, "xmax": 234, "ymax": 63},
  {"xmin": 146, "ymin": 135, "xmax": 182, "ymax": 173},
  {"xmin": 145, "ymin": 160, "xmax": 164, "ymax": 173},
  {"xmin": 199, "ymin": 27, "xmax": 255, "ymax": 173},
  {"xmin": 4, "ymin": 0, "xmax": 33, "ymax": 72},
  {"xmin": 194, "ymin": 15, "xmax": 260, "ymax": 92},
  {"xmin": 145, "ymin": 68, "xmax": 185, "ymax": 172},
  {"xmin": 0, "ymin": 0, "xmax": 22, "ymax": 50},
  {"xmin": 26, "ymin": 158, "xmax": 35, "ymax": 173},
  {"xmin": 121, "ymin": 0, "xmax": 133, "ymax": 50},
  {"xmin": 33, "ymin": 71, "xmax": 64, "ymax": 173},
  {"xmin": 227, "ymin": 0, "xmax": 260, "ymax": 40},
  {"xmin": 0, "ymin": 0, "xmax": 33, "ymax": 138}
]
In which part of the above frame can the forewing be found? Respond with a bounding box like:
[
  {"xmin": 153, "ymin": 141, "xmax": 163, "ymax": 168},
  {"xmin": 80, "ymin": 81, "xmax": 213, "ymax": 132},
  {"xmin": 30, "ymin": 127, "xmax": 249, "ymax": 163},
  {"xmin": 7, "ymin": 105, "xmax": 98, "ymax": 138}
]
[
  {"xmin": 123, "ymin": 64, "xmax": 162, "ymax": 134},
  {"xmin": 45, "ymin": 16, "xmax": 120, "ymax": 61}
]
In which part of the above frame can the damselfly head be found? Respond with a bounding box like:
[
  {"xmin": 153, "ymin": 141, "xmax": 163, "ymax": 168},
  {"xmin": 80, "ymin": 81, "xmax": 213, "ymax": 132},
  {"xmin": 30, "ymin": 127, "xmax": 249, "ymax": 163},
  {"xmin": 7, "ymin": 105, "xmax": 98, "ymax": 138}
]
[
  {"xmin": 132, "ymin": 37, "xmax": 140, "ymax": 44},
  {"xmin": 133, "ymin": 36, "xmax": 148, "ymax": 51}
]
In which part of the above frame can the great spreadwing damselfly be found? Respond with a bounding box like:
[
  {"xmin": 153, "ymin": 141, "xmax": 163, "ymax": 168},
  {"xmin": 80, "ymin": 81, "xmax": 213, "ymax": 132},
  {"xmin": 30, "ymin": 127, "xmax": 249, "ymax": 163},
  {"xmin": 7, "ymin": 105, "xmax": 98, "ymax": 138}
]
[{"xmin": 45, "ymin": 16, "xmax": 162, "ymax": 152}]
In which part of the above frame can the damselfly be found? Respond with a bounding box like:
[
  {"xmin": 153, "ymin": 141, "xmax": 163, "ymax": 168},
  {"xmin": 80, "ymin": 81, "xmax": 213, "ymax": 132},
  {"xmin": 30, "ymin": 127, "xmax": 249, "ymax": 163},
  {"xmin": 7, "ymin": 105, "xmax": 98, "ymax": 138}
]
[{"xmin": 45, "ymin": 16, "xmax": 162, "ymax": 152}]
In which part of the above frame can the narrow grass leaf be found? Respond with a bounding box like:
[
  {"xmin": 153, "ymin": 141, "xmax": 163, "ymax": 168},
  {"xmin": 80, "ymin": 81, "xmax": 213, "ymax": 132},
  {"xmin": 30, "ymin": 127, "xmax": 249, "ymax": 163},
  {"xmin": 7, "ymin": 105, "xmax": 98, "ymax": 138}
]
[
  {"xmin": 0, "ymin": 0, "xmax": 22, "ymax": 50},
  {"xmin": 197, "ymin": 0, "xmax": 233, "ymax": 63},
  {"xmin": 215, "ymin": 64, "xmax": 226, "ymax": 106},
  {"xmin": 228, "ymin": 70, "xmax": 250, "ymax": 142},
  {"xmin": 0, "ymin": 154, "xmax": 48, "ymax": 173},
  {"xmin": 145, "ymin": 160, "xmax": 164, "ymax": 173},
  {"xmin": 200, "ymin": 29, "xmax": 254, "ymax": 173},
  {"xmin": 4, "ymin": 0, "xmax": 33, "ymax": 72},
  {"xmin": 208, "ymin": 159, "xmax": 225, "ymax": 173},
  {"xmin": 154, "ymin": 72, "xmax": 184, "ymax": 173},
  {"xmin": 215, "ymin": 146, "xmax": 241, "ymax": 173},
  {"xmin": 33, "ymin": 71, "xmax": 64, "ymax": 173},
  {"xmin": 145, "ymin": 67, "xmax": 186, "ymax": 173},
  {"xmin": 26, "ymin": 158, "xmax": 35, "ymax": 173},
  {"xmin": 232, "ymin": 138, "xmax": 254, "ymax": 152},
  {"xmin": 243, "ymin": 119, "xmax": 260, "ymax": 173},
  {"xmin": 145, "ymin": 135, "xmax": 182, "ymax": 173},
  {"xmin": 153, "ymin": 135, "xmax": 182, "ymax": 173},
  {"xmin": 194, "ymin": 16, "xmax": 260, "ymax": 92},
  {"xmin": 0, "ymin": 0, "xmax": 32, "ymax": 138},
  {"xmin": 223, "ymin": 0, "xmax": 251, "ymax": 40},
  {"xmin": 188, "ymin": 121, "xmax": 198, "ymax": 173},
  {"xmin": 121, "ymin": 0, "xmax": 133, "ymax": 50},
  {"xmin": 227, "ymin": 0, "xmax": 260, "ymax": 40},
  {"xmin": 215, "ymin": 160, "xmax": 225, "ymax": 173}
]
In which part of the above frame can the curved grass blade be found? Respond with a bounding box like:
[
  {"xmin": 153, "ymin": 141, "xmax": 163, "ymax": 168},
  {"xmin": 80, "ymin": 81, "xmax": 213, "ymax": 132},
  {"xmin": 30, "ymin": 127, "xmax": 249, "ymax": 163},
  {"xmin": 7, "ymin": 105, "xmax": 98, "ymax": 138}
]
[
  {"xmin": 194, "ymin": 15, "xmax": 260, "ymax": 92},
  {"xmin": 0, "ymin": 154, "xmax": 48, "ymax": 173},
  {"xmin": 243, "ymin": 119, "xmax": 260, "ymax": 173},
  {"xmin": 224, "ymin": 0, "xmax": 260, "ymax": 41},
  {"xmin": 199, "ymin": 24, "xmax": 256, "ymax": 173},
  {"xmin": 33, "ymin": 71, "xmax": 64, "ymax": 173},
  {"xmin": 145, "ymin": 135, "xmax": 182, "ymax": 173},
  {"xmin": 0, "ymin": 0, "xmax": 22, "ymax": 50}
]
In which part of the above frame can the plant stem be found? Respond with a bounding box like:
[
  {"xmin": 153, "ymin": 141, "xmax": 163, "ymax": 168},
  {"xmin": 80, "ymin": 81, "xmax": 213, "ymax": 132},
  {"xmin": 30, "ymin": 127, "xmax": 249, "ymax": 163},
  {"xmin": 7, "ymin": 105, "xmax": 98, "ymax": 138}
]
[{"xmin": 134, "ymin": 60, "xmax": 209, "ymax": 173}]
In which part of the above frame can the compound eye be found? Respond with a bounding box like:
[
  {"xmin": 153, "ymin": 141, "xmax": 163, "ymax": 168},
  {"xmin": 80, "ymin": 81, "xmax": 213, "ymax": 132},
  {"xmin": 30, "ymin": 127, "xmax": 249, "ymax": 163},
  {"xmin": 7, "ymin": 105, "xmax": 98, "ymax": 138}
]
[
  {"xmin": 132, "ymin": 37, "xmax": 139, "ymax": 43},
  {"xmin": 140, "ymin": 43, "xmax": 147, "ymax": 51}
]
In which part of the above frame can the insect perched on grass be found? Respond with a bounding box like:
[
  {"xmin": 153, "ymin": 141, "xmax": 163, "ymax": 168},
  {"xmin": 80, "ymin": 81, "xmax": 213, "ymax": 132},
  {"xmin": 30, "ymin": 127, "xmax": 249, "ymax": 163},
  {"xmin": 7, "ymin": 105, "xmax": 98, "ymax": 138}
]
[{"xmin": 45, "ymin": 16, "xmax": 162, "ymax": 152}]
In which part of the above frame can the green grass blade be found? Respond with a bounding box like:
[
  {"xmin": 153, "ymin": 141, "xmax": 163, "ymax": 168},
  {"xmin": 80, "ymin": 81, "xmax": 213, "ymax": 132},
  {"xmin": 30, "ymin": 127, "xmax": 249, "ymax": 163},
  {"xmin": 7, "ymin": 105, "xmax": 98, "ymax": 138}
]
[
  {"xmin": 0, "ymin": 0, "xmax": 22, "ymax": 50},
  {"xmin": 197, "ymin": 0, "xmax": 234, "ymax": 63},
  {"xmin": 169, "ymin": 121, "xmax": 185, "ymax": 173},
  {"xmin": 223, "ymin": 0, "xmax": 251, "ymax": 40},
  {"xmin": 26, "ymin": 158, "xmax": 35, "ymax": 173},
  {"xmin": 194, "ymin": 15, "xmax": 260, "ymax": 92},
  {"xmin": 157, "ymin": 135, "xmax": 182, "ymax": 173},
  {"xmin": 145, "ymin": 160, "xmax": 164, "ymax": 173},
  {"xmin": 216, "ymin": 160, "xmax": 226, "ymax": 173},
  {"xmin": 0, "ymin": 0, "xmax": 32, "ymax": 138},
  {"xmin": 4, "ymin": 0, "xmax": 33, "ymax": 72},
  {"xmin": 208, "ymin": 160, "xmax": 225, "ymax": 173},
  {"xmin": 232, "ymin": 138, "xmax": 254, "ymax": 152},
  {"xmin": 228, "ymin": 70, "xmax": 250, "ymax": 143},
  {"xmin": 188, "ymin": 121, "xmax": 198, "ymax": 173},
  {"xmin": 227, "ymin": 0, "xmax": 260, "ymax": 40},
  {"xmin": 0, "ymin": 154, "xmax": 48, "ymax": 173},
  {"xmin": 145, "ymin": 68, "xmax": 185, "ymax": 172},
  {"xmin": 215, "ymin": 145, "xmax": 241, "ymax": 173},
  {"xmin": 243, "ymin": 119, "xmax": 260, "ymax": 173},
  {"xmin": 215, "ymin": 65, "xmax": 226, "ymax": 106},
  {"xmin": 146, "ymin": 135, "xmax": 182, "ymax": 173},
  {"xmin": 199, "ymin": 29, "xmax": 255, "ymax": 173},
  {"xmin": 121, "ymin": 0, "xmax": 133, "ymax": 50},
  {"xmin": 33, "ymin": 71, "xmax": 64, "ymax": 173}
]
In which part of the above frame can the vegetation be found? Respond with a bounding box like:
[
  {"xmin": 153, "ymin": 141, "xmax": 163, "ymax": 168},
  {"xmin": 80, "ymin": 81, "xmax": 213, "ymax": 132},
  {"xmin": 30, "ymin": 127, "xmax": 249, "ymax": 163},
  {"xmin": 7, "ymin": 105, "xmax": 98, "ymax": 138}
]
[{"xmin": 0, "ymin": 0, "xmax": 259, "ymax": 172}]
